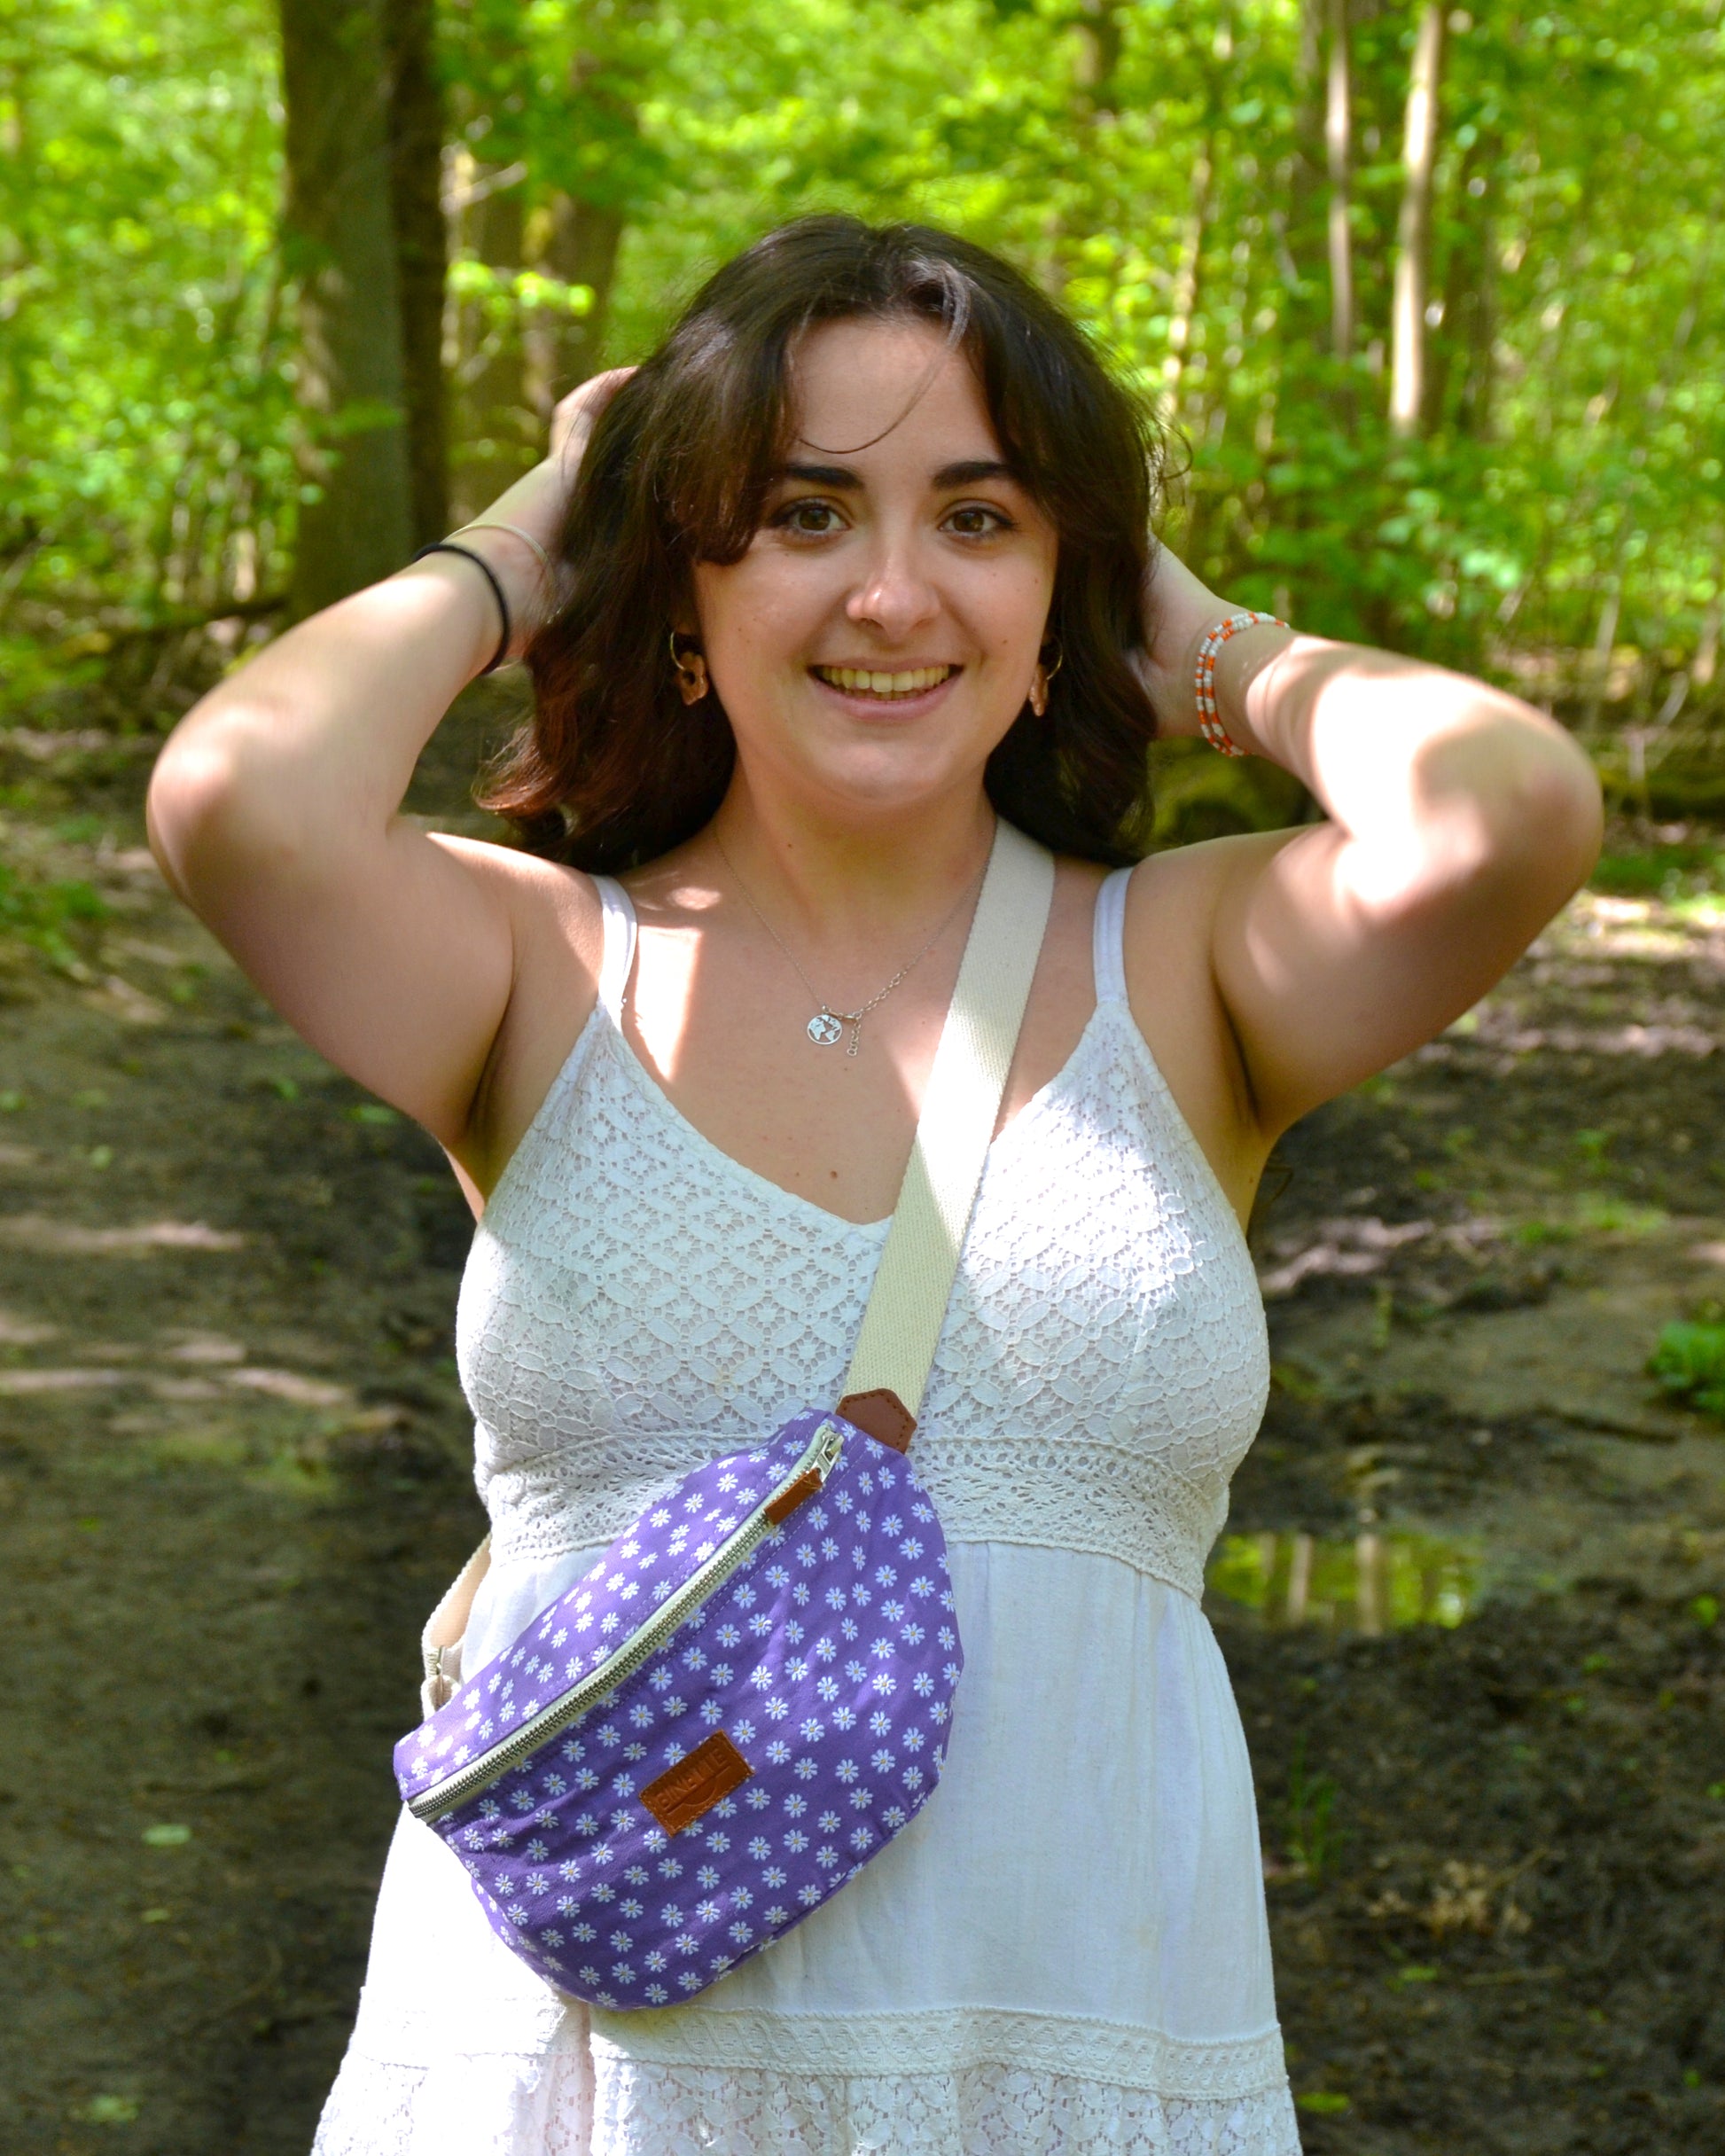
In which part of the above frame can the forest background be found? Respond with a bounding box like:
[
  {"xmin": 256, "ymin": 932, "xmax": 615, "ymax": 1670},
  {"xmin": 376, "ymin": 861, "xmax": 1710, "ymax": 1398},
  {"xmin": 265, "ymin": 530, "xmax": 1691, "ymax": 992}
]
[
  {"xmin": 5, "ymin": 3, "xmax": 1725, "ymax": 2151},
  {"xmin": 4, "ymin": 0, "xmax": 1724, "ymax": 813}
]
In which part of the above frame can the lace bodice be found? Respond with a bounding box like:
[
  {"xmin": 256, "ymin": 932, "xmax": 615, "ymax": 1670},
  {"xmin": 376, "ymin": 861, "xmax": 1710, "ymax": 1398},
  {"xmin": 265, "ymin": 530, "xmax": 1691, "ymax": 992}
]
[{"xmin": 457, "ymin": 867, "xmax": 1270, "ymax": 1605}]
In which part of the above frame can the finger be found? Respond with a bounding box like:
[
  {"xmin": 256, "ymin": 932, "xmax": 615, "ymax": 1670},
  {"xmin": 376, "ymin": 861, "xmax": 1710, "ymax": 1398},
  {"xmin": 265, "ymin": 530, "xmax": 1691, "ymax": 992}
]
[{"xmin": 550, "ymin": 366, "xmax": 637, "ymax": 458}]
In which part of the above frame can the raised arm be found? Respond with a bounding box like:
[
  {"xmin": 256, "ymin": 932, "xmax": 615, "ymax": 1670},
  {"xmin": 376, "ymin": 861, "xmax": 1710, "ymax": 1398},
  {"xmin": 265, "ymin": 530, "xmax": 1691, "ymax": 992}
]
[
  {"xmin": 1137, "ymin": 549, "xmax": 1604, "ymax": 1142},
  {"xmin": 145, "ymin": 374, "xmax": 630, "ymax": 1160}
]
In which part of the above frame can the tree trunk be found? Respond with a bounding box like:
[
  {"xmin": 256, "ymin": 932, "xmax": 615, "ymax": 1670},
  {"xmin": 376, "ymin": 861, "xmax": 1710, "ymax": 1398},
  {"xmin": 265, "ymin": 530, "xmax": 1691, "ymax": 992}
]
[
  {"xmin": 1694, "ymin": 572, "xmax": 1721, "ymax": 691},
  {"xmin": 1324, "ymin": 0, "xmax": 1354, "ymax": 371},
  {"xmin": 1161, "ymin": 145, "xmax": 1214, "ymax": 425},
  {"xmin": 1426, "ymin": 134, "xmax": 1496, "ymax": 437},
  {"xmin": 1458, "ymin": 170, "xmax": 1501, "ymax": 440},
  {"xmin": 1073, "ymin": 0, "xmax": 1126, "ymax": 113},
  {"xmin": 383, "ymin": 0, "xmax": 448, "ymax": 547},
  {"xmin": 278, "ymin": 0, "xmax": 413, "ymax": 617},
  {"xmin": 1389, "ymin": 2, "xmax": 1446, "ymax": 438},
  {"xmin": 1581, "ymin": 569, "xmax": 1623, "ymax": 733},
  {"xmin": 451, "ymin": 176, "xmax": 535, "ymax": 525},
  {"xmin": 524, "ymin": 194, "xmax": 625, "ymax": 420}
]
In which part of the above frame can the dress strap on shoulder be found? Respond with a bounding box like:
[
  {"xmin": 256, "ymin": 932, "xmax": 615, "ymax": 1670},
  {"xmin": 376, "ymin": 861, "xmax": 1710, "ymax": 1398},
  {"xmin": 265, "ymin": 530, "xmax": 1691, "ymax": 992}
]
[
  {"xmin": 1092, "ymin": 864, "xmax": 1136, "ymax": 1005},
  {"xmin": 591, "ymin": 875, "xmax": 638, "ymax": 1027}
]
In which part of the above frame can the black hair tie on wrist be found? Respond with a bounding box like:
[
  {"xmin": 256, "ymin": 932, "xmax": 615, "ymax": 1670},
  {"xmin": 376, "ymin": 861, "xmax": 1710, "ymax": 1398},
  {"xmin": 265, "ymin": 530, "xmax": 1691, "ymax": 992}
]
[{"xmin": 410, "ymin": 542, "xmax": 512, "ymax": 676}]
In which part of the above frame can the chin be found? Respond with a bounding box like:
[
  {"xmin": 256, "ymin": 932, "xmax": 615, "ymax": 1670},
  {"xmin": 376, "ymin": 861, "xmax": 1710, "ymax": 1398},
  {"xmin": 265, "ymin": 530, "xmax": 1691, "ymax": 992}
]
[{"xmin": 795, "ymin": 738, "xmax": 984, "ymax": 819}]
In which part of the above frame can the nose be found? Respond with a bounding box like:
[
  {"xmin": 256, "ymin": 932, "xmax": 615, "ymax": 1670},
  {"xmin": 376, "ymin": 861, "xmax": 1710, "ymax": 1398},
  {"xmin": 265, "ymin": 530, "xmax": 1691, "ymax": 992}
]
[{"xmin": 845, "ymin": 529, "xmax": 941, "ymax": 642}]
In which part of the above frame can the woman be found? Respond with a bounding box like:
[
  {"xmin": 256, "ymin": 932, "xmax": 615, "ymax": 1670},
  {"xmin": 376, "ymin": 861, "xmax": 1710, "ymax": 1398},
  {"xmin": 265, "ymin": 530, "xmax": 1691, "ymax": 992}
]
[{"xmin": 148, "ymin": 217, "xmax": 1600, "ymax": 2152}]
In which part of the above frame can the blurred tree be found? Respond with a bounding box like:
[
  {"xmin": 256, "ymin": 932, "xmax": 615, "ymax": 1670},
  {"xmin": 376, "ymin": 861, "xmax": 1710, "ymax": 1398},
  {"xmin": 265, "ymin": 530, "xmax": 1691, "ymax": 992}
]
[
  {"xmin": 1323, "ymin": 0, "xmax": 1354, "ymax": 378},
  {"xmin": 386, "ymin": 0, "xmax": 449, "ymax": 545},
  {"xmin": 1389, "ymin": 1, "xmax": 1445, "ymax": 437},
  {"xmin": 522, "ymin": 0, "xmax": 664, "ymax": 418},
  {"xmin": 4, "ymin": 0, "xmax": 1721, "ymax": 788},
  {"xmin": 278, "ymin": 0, "xmax": 413, "ymax": 614}
]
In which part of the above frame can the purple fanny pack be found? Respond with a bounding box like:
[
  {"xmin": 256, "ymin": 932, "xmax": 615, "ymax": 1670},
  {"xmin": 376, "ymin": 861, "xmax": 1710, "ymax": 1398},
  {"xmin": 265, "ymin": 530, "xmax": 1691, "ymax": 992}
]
[
  {"xmin": 394, "ymin": 822, "xmax": 1054, "ymax": 2009},
  {"xmin": 394, "ymin": 1406, "xmax": 958, "ymax": 2007}
]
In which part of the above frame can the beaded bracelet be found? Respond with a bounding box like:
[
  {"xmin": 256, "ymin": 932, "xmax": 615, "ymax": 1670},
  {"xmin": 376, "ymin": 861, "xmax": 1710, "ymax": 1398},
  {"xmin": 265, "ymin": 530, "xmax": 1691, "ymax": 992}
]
[
  {"xmin": 454, "ymin": 520, "xmax": 553, "ymax": 582},
  {"xmin": 410, "ymin": 542, "xmax": 511, "ymax": 675},
  {"xmin": 1194, "ymin": 610, "xmax": 1289, "ymax": 757}
]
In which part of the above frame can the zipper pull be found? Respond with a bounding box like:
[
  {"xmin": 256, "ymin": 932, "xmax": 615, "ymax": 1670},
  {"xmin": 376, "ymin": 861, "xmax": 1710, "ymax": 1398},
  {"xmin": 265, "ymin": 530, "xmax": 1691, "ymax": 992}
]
[
  {"xmin": 765, "ymin": 1470, "xmax": 820, "ymax": 1527},
  {"xmin": 763, "ymin": 1423, "xmax": 844, "ymax": 1529}
]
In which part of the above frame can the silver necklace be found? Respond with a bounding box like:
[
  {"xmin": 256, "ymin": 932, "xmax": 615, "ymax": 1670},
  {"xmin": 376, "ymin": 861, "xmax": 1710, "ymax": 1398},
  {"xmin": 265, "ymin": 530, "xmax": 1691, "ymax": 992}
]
[{"xmin": 713, "ymin": 831, "xmax": 987, "ymax": 1058}]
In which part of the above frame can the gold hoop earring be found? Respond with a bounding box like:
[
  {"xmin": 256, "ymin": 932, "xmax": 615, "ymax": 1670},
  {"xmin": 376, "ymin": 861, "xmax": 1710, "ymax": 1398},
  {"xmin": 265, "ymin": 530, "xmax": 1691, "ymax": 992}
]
[
  {"xmin": 1029, "ymin": 639, "xmax": 1063, "ymax": 718},
  {"xmin": 668, "ymin": 629, "xmax": 709, "ymax": 706}
]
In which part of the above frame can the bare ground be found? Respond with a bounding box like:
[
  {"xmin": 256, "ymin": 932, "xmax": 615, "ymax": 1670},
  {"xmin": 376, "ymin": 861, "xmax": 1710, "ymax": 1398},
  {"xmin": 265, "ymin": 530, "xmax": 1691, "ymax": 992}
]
[{"xmin": 1, "ymin": 717, "xmax": 1722, "ymax": 2152}]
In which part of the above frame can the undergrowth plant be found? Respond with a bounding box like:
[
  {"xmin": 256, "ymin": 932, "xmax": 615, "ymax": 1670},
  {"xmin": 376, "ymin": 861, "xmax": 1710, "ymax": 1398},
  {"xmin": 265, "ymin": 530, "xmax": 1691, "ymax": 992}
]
[
  {"xmin": 1647, "ymin": 1323, "xmax": 1725, "ymax": 1420},
  {"xmin": 1286, "ymin": 1735, "xmax": 1343, "ymax": 1880},
  {"xmin": 0, "ymin": 862, "xmax": 108, "ymax": 976}
]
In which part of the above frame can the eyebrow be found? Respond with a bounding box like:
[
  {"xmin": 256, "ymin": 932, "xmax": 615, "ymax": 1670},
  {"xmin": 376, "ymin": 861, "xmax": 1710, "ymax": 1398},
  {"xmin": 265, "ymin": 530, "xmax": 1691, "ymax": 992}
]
[
  {"xmin": 779, "ymin": 462, "xmax": 861, "ymax": 489},
  {"xmin": 933, "ymin": 458, "xmax": 1018, "ymax": 488},
  {"xmin": 776, "ymin": 457, "xmax": 1021, "ymax": 491}
]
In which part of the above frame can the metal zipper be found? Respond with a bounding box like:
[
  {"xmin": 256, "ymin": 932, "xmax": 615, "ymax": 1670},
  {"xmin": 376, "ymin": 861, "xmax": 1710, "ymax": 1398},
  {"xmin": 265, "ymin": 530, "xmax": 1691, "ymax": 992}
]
[{"xmin": 409, "ymin": 1418, "xmax": 845, "ymax": 1823}]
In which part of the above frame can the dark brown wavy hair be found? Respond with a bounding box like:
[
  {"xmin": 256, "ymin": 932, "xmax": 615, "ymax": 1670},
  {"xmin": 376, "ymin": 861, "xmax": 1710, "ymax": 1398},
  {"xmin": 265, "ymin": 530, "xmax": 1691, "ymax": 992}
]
[{"xmin": 484, "ymin": 215, "xmax": 1167, "ymax": 871}]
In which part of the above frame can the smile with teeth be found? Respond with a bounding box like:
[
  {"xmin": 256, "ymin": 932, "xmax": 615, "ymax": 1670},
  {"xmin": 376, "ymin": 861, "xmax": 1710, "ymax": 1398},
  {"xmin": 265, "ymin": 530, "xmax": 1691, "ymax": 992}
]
[{"xmin": 813, "ymin": 663, "xmax": 956, "ymax": 700}]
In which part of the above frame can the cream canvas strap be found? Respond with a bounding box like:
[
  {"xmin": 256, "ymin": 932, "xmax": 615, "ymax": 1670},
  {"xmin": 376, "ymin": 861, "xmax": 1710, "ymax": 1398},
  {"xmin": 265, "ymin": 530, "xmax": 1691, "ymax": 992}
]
[
  {"xmin": 839, "ymin": 818, "xmax": 1053, "ymax": 1433},
  {"xmin": 419, "ymin": 820, "xmax": 1056, "ymax": 1713}
]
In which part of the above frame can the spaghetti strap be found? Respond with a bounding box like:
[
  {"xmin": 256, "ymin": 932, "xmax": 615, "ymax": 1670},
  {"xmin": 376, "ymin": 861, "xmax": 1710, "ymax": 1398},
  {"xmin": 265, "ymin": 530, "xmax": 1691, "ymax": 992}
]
[
  {"xmin": 1091, "ymin": 864, "xmax": 1134, "ymax": 1004},
  {"xmin": 592, "ymin": 875, "xmax": 638, "ymax": 1026}
]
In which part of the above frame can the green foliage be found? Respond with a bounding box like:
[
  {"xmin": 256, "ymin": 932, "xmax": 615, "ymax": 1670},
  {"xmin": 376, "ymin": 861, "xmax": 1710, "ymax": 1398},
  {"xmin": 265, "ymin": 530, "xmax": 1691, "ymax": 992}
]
[
  {"xmin": 1647, "ymin": 1322, "xmax": 1725, "ymax": 1418},
  {"xmin": 1592, "ymin": 843, "xmax": 1725, "ymax": 899},
  {"xmin": 1285, "ymin": 1733, "xmax": 1342, "ymax": 1879},
  {"xmin": 4, "ymin": 0, "xmax": 1723, "ymax": 743},
  {"xmin": 0, "ymin": 857, "xmax": 108, "ymax": 972},
  {"xmin": 0, "ymin": 0, "xmax": 293, "ymax": 700}
]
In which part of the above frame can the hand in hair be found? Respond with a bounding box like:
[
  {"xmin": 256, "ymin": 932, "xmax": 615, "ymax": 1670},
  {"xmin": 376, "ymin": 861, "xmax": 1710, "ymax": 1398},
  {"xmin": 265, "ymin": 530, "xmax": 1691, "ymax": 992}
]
[
  {"xmin": 1133, "ymin": 543, "xmax": 1253, "ymax": 739},
  {"xmin": 550, "ymin": 366, "xmax": 636, "ymax": 466},
  {"xmin": 449, "ymin": 367, "xmax": 639, "ymax": 653}
]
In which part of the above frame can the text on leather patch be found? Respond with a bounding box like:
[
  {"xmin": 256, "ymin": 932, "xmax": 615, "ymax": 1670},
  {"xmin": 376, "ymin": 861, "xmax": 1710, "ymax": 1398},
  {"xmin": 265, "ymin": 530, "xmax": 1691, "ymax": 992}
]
[{"xmin": 640, "ymin": 1730, "xmax": 754, "ymax": 1835}]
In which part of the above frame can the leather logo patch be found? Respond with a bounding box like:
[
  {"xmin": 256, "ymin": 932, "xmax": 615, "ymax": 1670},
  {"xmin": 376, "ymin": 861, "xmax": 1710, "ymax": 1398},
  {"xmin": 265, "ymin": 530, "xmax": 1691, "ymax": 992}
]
[
  {"xmin": 641, "ymin": 1730, "xmax": 754, "ymax": 1835},
  {"xmin": 835, "ymin": 1387, "xmax": 917, "ymax": 1455}
]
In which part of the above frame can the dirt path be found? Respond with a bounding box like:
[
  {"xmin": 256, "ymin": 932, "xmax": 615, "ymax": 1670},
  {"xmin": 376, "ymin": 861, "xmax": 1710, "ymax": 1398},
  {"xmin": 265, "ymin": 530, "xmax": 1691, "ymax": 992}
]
[
  {"xmin": 2, "ymin": 730, "xmax": 1722, "ymax": 2151},
  {"xmin": 0, "ymin": 727, "xmax": 491, "ymax": 2152},
  {"xmin": 1223, "ymin": 872, "xmax": 1725, "ymax": 2151}
]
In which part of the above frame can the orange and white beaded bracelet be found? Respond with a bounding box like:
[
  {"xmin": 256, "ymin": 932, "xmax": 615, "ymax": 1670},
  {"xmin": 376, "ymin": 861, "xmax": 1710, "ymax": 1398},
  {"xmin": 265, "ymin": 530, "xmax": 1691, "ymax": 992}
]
[{"xmin": 1194, "ymin": 611, "xmax": 1289, "ymax": 757}]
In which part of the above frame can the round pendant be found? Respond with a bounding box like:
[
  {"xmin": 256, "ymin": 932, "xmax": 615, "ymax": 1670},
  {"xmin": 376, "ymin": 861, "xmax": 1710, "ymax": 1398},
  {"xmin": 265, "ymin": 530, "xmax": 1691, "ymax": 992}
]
[{"xmin": 807, "ymin": 1011, "xmax": 844, "ymax": 1047}]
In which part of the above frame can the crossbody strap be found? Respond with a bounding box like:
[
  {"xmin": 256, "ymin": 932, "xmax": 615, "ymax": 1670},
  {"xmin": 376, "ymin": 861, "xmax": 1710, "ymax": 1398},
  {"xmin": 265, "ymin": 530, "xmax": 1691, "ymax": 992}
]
[
  {"xmin": 837, "ymin": 819, "xmax": 1055, "ymax": 1445},
  {"xmin": 420, "ymin": 821, "xmax": 1055, "ymax": 1711}
]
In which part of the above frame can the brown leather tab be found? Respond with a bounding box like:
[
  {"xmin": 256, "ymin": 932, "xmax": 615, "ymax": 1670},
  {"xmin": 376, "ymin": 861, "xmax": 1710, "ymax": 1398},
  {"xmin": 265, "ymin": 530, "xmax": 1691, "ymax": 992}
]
[
  {"xmin": 836, "ymin": 1388, "xmax": 917, "ymax": 1454},
  {"xmin": 641, "ymin": 1730, "xmax": 754, "ymax": 1835},
  {"xmin": 764, "ymin": 1468, "xmax": 820, "ymax": 1527}
]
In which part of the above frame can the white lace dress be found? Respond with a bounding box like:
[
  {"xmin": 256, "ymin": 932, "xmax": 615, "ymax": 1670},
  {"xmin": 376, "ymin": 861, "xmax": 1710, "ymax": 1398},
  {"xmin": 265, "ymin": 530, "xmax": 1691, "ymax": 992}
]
[{"xmin": 313, "ymin": 863, "xmax": 1301, "ymax": 2156}]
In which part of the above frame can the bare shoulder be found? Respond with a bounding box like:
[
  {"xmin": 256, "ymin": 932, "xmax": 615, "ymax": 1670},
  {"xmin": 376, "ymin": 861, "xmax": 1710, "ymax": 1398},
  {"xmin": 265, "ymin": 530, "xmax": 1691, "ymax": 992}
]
[
  {"xmin": 1119, "ymin": 831, "xmax": 1299, "ymax": 1222},
  {"xmin": 425, "ymin": 827, "xmax": 596, "ymax": 926},
  {"xmin": 428, "ymin": 832, "xmax": 610, "ymax": 1192}
]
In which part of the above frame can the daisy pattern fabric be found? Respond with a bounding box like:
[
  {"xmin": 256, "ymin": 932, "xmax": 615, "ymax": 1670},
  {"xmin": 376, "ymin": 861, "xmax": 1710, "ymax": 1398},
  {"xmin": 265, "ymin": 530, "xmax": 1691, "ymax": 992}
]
[{"xmin": 393, "ymin": 1407, "xmax": 960, "ymax": 2008}]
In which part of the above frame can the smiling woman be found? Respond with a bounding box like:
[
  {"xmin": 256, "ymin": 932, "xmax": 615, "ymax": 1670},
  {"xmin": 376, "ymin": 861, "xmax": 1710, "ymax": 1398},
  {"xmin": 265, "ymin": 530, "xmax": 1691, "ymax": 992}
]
[
  {"xmin": 496, "ymin": 219, "xmax": 1164, "ymax": 872},
  {"xmin": 144, "ymin": 211, "xmax": 1600, "ymax": 2156}
]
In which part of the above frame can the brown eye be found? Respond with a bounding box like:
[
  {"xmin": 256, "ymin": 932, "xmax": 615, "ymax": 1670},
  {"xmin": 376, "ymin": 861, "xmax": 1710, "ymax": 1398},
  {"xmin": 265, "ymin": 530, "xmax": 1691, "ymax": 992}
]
[
  {"xmin": 945, "ymin": 504, "xmax": 1010, "ymax": 538},
  {"xmin": 777, "ymin": 499, "xmax": 843, "ymax": 535}
]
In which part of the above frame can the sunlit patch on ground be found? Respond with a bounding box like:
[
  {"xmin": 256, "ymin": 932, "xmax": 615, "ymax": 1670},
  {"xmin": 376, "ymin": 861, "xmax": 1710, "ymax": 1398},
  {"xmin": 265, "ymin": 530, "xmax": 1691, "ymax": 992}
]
[{"xmin": 1208, "ymin": 1527, "xmax": 1478, "ymax": 1634}]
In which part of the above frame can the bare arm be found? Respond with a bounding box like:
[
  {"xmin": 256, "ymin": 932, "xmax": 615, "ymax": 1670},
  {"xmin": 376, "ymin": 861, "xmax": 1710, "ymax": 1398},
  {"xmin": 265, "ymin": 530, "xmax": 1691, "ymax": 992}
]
[
  {"xmin": 1138, "ymin": 550, "xmax": 1604, "ymax": 1140},
  {"xmin": 145, "ymin": 375, "xmax": 630, "ymax": 1154}
]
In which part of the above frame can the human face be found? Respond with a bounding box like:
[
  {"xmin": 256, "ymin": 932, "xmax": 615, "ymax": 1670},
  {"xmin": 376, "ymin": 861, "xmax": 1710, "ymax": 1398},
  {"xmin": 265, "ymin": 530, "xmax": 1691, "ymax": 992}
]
[{"xmin": 691, "ymin": 316, "xmax": 1058, "ymax": 823}]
